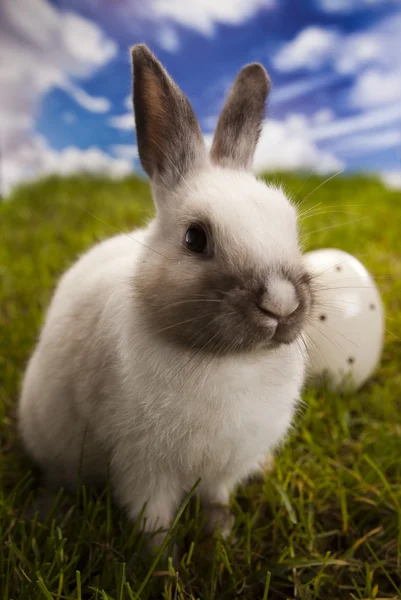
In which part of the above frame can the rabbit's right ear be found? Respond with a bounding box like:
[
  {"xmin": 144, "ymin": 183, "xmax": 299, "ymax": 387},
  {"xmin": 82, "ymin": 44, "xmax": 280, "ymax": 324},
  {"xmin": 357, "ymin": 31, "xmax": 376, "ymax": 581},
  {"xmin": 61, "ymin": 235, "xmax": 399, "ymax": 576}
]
[
  {"xmin": 131, "ymin": 45, "xmax": 207, "ymax": 189},
  {"xmin": 211, "ymin": 63, "xmax": 270, "ymax": 171}
]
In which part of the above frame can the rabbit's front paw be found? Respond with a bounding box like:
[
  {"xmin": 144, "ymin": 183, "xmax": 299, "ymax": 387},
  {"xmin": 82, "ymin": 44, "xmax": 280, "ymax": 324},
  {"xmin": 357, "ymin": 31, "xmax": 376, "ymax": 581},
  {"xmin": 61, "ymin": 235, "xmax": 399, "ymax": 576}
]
[
  {"xmin": 201, "ymin": 484, "xmax": 235, "ymax": 540},
  {"xmin": 205, "ymin": 502, "xmax": 235, "ymax": 539}
]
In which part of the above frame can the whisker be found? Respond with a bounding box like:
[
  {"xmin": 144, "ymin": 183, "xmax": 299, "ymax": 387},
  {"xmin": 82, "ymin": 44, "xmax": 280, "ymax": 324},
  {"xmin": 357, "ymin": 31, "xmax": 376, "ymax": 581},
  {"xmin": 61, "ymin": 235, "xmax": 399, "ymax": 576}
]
[
  {"xmin": 154, "ymin": 312, "xmax": 237, "ymax": 399},
  {"xmin": 299, "ymin": 210, "xmax": 360, "ymax": 222},
  {"xmin": 316, "ymin": 303, "xmax": 397, "ymax": 322},
  {"xmin": 145, "ymin": 328, "xmax": 219, "ymax": 411},
  {"xmin": 300, "ymin": 202, "xmax": 366, "ymax": 216},
  {"xmin": 302, "ymin": 216, "xmax": 371, "ymax": 237},
  {"xmin": 298, "ymin": 200, "xmax": 323, "ymax": 217},
  {"xmin": 307, "ymin": 317, "xmax": 358, "ymax": 348},
  {"xmin": 303, "ymin": 329, "xmax": 329, "ymax": 374},
  {"xmin": 306, "ymin": 254, "xmax": 372, "ymax": 281},
  {"xmin": 307, "ymin": 319, "xmax": 351, "ymax": 356},
  {"xmin": 294, "ymin": 171, "xmax": 312, "ymax": 198},
  {"xmin": 171, "ymin": 321, "xmax": 236, "ymax": 397},
  {"xmin": 307, "ymin": 255, "xmax": 394, "ymax": 281},
  {"xmin": 385, "ymin": 328, "xmax": 401, "ymax": 343},
  {"xmin": 167, "ymin": 329, "xmax": 220, "ymax": 388},
  {"xmin": 157, "ymin": 299, "xmax": 224, "ymax": 309},
  {"xmin": 316, "ymin": 284, "xmax": 385, "ymax": 291},
  {"xmin": 300, "ymin": 170, "xmax": 344, "ymax": 204},
  {"xmin": 313, "ymin": 300, "xmax": 374, "ymax": 312},
  {"xmin": 318, "ymin": 275, "xmax": 394, "ymax": 283},
  {"xmin": 151, "ymin": 312, "xmax": 217, "ymax": 335},
  {"xmin": 296, "ymin": 335, "xmax": 310, "ymax": 361},
  {"xmin": 189, "ymin": 335, "xmax": 228, "ymax": 391}
]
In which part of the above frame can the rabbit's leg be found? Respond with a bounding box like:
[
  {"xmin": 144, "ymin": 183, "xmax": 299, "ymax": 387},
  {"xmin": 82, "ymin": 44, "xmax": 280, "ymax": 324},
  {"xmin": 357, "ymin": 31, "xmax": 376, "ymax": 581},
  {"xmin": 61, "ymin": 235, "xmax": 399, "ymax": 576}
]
[
  {"xmin": 114, "ymin": 470, "xmax": 181, "ymax": 552},
  {"xmin": 200, "ymin": 483, "xmax": 235, "ymax": 539},
  {"xmin": 139, "ymin": 492, "xmax": 179, "ymax": 553}
]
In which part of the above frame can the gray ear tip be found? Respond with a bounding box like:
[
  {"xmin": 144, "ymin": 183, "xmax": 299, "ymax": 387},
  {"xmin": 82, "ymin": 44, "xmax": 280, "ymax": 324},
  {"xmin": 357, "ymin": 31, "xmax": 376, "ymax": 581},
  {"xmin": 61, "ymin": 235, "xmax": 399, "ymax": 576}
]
[
  {"xmin": 130, "ymin": 43, "xmax": 155, "ymax": 66},
  {"xmin": 240, "ymin": 62, "xmax": 271, "ymax": 94}
]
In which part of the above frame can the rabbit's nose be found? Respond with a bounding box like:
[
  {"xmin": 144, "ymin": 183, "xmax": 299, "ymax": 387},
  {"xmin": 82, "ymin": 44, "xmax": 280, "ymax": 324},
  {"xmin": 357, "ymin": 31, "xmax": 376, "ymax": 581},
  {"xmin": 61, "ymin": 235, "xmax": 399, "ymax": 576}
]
[{"xmin": 259, "ymin": 278, "xmax": 299, "ymax": 319}]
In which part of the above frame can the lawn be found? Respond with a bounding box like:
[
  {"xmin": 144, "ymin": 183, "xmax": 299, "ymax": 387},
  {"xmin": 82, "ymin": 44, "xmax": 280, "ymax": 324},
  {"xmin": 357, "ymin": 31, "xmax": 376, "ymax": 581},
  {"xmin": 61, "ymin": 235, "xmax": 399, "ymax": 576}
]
[{"xmin": 1, "ymin": 172, "xmax": 400, "ymax": 600}]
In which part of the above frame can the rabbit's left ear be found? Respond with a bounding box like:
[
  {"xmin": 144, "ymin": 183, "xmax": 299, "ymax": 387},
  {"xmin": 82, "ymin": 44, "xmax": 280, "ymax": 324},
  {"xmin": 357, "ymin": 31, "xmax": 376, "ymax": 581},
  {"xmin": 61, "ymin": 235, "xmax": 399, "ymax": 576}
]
[{"xmin": 211, "ymin": 63, "xmax": 270, "ymax": 171}]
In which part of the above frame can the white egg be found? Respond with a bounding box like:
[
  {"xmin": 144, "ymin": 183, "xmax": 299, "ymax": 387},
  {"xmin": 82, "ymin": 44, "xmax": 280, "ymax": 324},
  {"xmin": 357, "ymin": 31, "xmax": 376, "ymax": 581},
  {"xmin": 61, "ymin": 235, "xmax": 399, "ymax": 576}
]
[{"xmin": 303, "ymin": 248, "xmax": 385, "ymax": 390}]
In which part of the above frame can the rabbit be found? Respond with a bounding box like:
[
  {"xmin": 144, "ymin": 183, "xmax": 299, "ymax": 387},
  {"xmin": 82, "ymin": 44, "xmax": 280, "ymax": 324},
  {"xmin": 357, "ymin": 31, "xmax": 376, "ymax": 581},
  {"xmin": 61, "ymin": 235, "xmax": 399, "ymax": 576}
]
[{"xmin": 18, "ymin": 44, "xmax": 314, "ymax": 548}]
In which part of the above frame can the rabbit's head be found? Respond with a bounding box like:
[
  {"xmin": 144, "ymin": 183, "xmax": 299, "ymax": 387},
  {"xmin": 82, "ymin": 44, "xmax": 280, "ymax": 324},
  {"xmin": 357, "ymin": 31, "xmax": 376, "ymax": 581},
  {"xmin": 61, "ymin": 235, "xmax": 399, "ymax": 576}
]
[{"xmin": 131, "ymin": 45, "xmax": 313, "ymax": 355}]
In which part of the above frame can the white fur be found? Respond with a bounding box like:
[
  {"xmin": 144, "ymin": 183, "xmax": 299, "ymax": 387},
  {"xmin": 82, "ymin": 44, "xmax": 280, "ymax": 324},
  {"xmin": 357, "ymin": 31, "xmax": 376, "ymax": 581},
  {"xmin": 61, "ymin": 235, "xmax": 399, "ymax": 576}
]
[
  {"xmin": 18, "ymin": 167, "xmax": 306, "ymax": 535},
  {"xmin": 260, "ymin": 277, "xmax": 299, "ymax": 317}
]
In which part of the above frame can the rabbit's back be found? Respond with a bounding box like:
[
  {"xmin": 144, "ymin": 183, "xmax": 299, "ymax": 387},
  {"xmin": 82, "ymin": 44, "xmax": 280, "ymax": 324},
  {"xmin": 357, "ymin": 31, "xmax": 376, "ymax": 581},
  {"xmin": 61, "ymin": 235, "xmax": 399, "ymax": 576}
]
[{"xmin": 18, "ymin": 228, "xmax": 149, "ymax": 488}]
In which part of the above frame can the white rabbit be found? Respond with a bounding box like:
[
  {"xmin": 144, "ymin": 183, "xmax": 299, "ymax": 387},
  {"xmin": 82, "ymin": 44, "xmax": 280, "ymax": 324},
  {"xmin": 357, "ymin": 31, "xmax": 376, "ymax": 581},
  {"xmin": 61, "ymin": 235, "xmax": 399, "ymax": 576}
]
[{"xmin": 18, "ymin": 45, "xmax": 314, "ymax": 545}]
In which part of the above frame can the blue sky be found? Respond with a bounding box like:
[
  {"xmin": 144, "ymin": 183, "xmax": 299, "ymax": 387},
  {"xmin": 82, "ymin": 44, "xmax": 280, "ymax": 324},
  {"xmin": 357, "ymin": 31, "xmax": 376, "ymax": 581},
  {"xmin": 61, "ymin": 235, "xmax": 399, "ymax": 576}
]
[{"xmin": 1, "ymin": 0, "xmax": 401, "ymax": 195}]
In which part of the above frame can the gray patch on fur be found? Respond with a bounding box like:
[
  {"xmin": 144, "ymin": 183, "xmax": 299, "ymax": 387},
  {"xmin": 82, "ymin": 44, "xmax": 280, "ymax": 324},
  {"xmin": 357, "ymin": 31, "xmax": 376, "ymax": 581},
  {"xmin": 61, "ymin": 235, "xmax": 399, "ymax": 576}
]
[
  {"xmin": 133, "ymin": 218, "xmax": 312, "ymax": 356},
  {"xmin": 211, "ymin": 63, "xmax": 270, "ymax": 170}
]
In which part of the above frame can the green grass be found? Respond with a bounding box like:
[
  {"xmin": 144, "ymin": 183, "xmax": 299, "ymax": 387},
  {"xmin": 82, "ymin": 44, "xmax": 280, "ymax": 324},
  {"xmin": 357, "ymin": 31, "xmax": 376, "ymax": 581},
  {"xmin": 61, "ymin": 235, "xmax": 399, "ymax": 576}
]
[{"xmin": 1, "ymin": 172, "xmax": 401, "ymax": 600}]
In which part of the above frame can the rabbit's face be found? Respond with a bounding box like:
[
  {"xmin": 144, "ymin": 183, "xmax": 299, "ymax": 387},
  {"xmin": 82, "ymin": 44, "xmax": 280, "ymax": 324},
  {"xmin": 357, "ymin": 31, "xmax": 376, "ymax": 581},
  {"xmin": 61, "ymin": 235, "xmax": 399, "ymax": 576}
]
[{"xmin": 135, "ymin": 168, "xmax": 313, "ymax": 355}]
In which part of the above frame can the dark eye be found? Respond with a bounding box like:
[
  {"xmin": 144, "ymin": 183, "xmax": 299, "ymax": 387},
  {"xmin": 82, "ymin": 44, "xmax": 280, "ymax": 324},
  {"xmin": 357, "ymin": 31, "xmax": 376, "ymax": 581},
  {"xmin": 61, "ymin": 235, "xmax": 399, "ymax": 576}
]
[{"xmin": 185, "ymin": 224, "xmax": 208, "ymax": 254}]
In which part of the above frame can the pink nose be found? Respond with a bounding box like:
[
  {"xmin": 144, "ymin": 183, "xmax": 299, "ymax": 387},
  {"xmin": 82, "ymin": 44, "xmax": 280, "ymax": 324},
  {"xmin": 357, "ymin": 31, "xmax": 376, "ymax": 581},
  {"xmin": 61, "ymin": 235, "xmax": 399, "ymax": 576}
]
[{"xmin": 259, "ymin": 278, "xmax": 299, "ymax": 318}]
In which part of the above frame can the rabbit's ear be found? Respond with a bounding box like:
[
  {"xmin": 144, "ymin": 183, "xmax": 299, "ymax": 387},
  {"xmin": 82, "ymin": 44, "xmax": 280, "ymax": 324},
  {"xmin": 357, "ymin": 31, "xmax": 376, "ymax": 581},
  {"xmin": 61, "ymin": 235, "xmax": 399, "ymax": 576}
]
[
  {"xmin": 211, "ymin": 63, "xmax": 270, "ymax": 171},
  {"xmin": 131, "ymin": 44, "xmax": 207, "ymax": 188}
]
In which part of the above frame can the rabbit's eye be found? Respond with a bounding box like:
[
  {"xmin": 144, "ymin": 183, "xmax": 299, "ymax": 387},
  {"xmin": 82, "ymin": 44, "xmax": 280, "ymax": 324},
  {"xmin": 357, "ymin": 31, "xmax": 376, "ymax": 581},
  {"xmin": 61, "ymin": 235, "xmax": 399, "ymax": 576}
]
[{"xmin": 185, "ymin": 224, "xmax": 208, "ymax": 254}]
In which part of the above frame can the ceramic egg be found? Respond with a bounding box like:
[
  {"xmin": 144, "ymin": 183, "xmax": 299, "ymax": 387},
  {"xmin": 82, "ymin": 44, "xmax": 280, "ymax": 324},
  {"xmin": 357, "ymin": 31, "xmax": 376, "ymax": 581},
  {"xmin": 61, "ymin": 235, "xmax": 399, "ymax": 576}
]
[{"xmin": 303, "ymin": 248, "xmax": 385, "ymax": 390}]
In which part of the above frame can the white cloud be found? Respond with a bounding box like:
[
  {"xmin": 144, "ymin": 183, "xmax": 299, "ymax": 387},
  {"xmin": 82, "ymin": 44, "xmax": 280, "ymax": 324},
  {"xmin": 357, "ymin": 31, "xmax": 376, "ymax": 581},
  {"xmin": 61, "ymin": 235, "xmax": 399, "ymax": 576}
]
[
  {"xmin": 0, "ymin": 0, "xmax": 117, "ymax": 193},
  {"xmin": 110, "ymin": 144, "xmax": 139, "ymax": 160},
  {"xmin": 310, "ymin": 102, "xmax": 401, "ymax": 141},
  {"xmin": 319, "ymin": 0, "xmax": 401, "ymax": 13},
  {"xmin": 60, "ymin": 11, "xmax": 116, "ymax": 68},
  {"xmin": 271, "ymin": 74, "xmax": 338, "ymax": 105},
  {"xmin": 108, "ymin": 113, "xmax": 135, "ymax": 130},
  {"xmin": 313, "ymin": 108, "xmax": 335, "ymax": 125},
  {"xmin": 381, "ymin": 171, "xmax": 401, "ymax": 190},
  {"xmin": 273, "ymin": 27, "xmax": 339, "ymax": 72},
  {"xmin": 2, "ymin": 135, "xmax": 133, "ymax": 196},
  {"xmin": 350, "ymin": 69, "xmax": 401, "ymax": 108},
  {"xmin": 158, "ymin": 27, "xmax": 180, "ymax": 52},
  {"xmin": 72, "ymin": 0, "xmax": 274, "ymax": 50},
  {"xmin": 270, "ymin": 21, "xmax": 401, "ymax": 148},
  {"xmin": 147, "ymin": 0, "xmax": 274, "ymax": 36},
  {"xmin": 344, "ymin": 14, "xmax": 401, "ymax": 109},
  {"xmin": 273, "ymin": 13, "xmax": 400, "ymax": 80},
  {"xmin": 253, "ymin": 117, "xmax": 344, "ymax": 174},
  {"xmin": 62, "ymin": 112, "xmax": 76, "ymax": 124},
  {"xmin": 332, "ymin": 130, "xmax": 401, "ymax": 154},
  {"xmin": 319, "ymin": 0, "xmax": 358, "ymax": 10},
  {"xmin": 273, "ymin": 26, "xmax": 383, "ymax": 75},
  {"xmin": 335, "ymin": 33, "xmax": 381, "ymax": 74},
  {"xmin": 124, "ymin": 95, "xmax": 132, "ymax": 110},
  {"xmin": 203, "ymin": 115, "xmax": 219, "ymax": 130},
  {"xmin": 61, "ymin": 81, "xmax": 111, "ymax": 113}
]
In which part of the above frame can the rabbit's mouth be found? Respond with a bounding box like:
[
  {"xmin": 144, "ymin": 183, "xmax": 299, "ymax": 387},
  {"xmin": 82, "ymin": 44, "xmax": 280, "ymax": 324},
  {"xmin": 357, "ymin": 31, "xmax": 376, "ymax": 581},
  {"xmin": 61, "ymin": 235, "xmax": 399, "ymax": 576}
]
[
  {"xmin": 255, "ymin": 304, "xmax": 305, "ymax": 347},
  {"xmin": 272, "ymin": 321, "xmax": 305, "ymax": 346}
]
